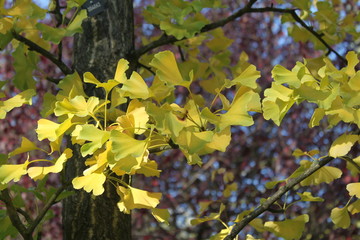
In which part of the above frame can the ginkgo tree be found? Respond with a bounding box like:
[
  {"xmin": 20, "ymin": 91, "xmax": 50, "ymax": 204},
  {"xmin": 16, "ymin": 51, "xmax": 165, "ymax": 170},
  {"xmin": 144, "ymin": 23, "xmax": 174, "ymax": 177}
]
[{"xmin": 0, "ymin": 0, "xmax": 359, "ymax": 239}]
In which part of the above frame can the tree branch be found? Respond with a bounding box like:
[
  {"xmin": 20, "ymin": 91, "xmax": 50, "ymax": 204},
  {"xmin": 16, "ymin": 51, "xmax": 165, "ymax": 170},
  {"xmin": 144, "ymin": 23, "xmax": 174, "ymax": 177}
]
[
  {"xmin": 11, "ymin": 31, "xmax": 73, "ymax": 75},
  {"xmin": 248, "ymin": 7, "xmax": 347, "ymax": 64},
  {"xmin": 135, "ymin": 2, "xmax": 347, "ymax": 65},
  {"xmin": 224, "ymin": 156, "xmax": 334, "ymax": 240},
  {"xmin": 27, "ymin": 185, "xmax": 66, "ymax": 234},
  {"xmin": 134, "ymin": 0, "xmax": 258, "ymax": 58},
  {"xmin": 0, "ymin": 188, "xmax": 31, "ymax": 239}
]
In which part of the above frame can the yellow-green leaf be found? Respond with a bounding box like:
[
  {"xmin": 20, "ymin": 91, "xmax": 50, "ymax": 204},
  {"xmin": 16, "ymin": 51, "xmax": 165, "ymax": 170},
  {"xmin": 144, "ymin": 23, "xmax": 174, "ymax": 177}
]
[
  {"xmin": 223, "ymin": 182, "xmax": 237, "ymax": 198},
  {"xmin": 110, "ymin": 130, "xmax": 147, "ymax": 160},
  {"xmin": 348, "ymin": 199, "xmax": 360, "ymax": 215},
  {"xmin": 84, "ymin": 72, "xmax": 119, "ymax": 93},
  {"xmin": 149, "ymin": 51, "xmax": 185, "ymax": 86},
  {"xmin": 151, "ymin": 208, "xmax": 170, "ymax": 225},
  {"xmin": 27, "ymin": 148, "xmax": 73, "ymax": 180},
  {"xmin": 117, "ymin": 186, "xmax": 162, "ymax": 213},
  {"xmin": 121, "ymin": 72, "xmax": 151, "ymax": 99},
  {"xmin": 331, "ymin": 207, "xmax": 350, "ymax": 229},
  {"xmin": 264, "ymin": 214, "xmax": 309, "ymax": 240},
  {"xmin": 36, "ymin": 119, "xmax": 60, "ymax": 141},
  {"xmin": 232, "ymin": 64, "xmax": 260, "ymax": 89},
  {"xmin": 346, "ymin": 182, "xmax": 360, "ymax": 198},
  {"xmin": 272, "ymin": 65, "xmax": 301, "ymax": 88},
  {"xmin": 191, "ymin": 203, "xmax": 225, "ymax": 225},
  {"xmin": 54, "ymin": 96, "xmax": 99, "ymax": 117},
  {"xmin": 329, "ymin": 134, "xmax": 358, "ymax": 158},
  {"xmin": 299, "ymin": 160, "xmax": 342, "ymax": 186},
  {"xmin": 297, "ymin": 192, "xmax": 324, "ymax": 202},
  {"xmin": 0, "ymin": 161, "xmax": 29, "ymax": 184},
  {"xmin": 9, "ymin": 137, "xmax": 39, "ymax": 157},
  {"xmin": 73, "ymin": 125, "xmax": 110, "ymax": 157},
  {"xmin": 72, "ymin": 172, "xmax": 106, "ymax": 196},
  {"xmin": 0, "ymin": 89, "xmax": 35, "ymax": 119},
  {"xmin": 136, "ymin": 160, "xmax": 161, "ymax": 177},
  {"xmin": 114, "ymin": 59, "xmax": 129, "ymax": 83}
]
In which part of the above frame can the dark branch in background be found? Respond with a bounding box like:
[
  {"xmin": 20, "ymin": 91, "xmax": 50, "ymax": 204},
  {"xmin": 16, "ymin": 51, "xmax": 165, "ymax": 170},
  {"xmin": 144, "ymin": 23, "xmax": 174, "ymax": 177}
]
[
  {"xmin": 0, "ymin": 188, "xmax": 30, "ymax": 239},
  {"xmin": 134, "ymin": 0, "xmax": 258, "ymax": 58},
  {"xmin": 248, "ymin": 7, "xmax": 347, "ymax": 64},
  {"xmin": 11, "ymin": 31, "xmax": 73, "ymax": 76},
  {"xmin": 135, "ymin": 0, "xmax": 347, "ymax": 65},
  {"xmin": 342, "ymin": 156, "xmax": 360, "ymax": 172},
  {"xmin": 137, "ymin": 62, "xmax": 156, "ymax": 75},
  {"xmin": 0, "ymin": 185, "xmax": 66, "ymax": 240},
  {"xmin": 178, "ymin": 46, "xmax": 185, "ymax": 62},
  {"xmin": 224, "ymin": 156, "xmax": 334, "ymax": 240}
]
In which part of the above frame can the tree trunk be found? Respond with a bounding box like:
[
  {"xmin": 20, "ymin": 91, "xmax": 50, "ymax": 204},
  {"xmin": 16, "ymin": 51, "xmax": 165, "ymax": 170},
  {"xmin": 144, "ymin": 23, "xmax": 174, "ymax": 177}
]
[{"xmin": 62, "ymin": 0, "xmax": 134, "ymax": 239}]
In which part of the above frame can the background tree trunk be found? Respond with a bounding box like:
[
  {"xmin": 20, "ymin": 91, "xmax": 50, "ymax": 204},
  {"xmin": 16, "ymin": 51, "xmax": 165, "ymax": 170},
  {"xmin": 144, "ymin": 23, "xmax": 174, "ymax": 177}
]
[{"xmin": 62, "ymin": 0, "xmax": 134, "ymax": 239}]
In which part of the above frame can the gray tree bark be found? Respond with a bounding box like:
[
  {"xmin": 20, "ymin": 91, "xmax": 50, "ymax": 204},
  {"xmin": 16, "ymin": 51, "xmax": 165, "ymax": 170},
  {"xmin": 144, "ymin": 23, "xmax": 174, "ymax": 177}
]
[{"xmin": 62, "ymin": 0, "xmax": 134, "ymax": 239}]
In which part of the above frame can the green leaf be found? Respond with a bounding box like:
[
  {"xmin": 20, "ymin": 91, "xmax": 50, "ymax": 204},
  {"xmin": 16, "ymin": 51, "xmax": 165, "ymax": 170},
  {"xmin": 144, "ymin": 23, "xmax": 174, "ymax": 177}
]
[
  {"xmin": 13, "ymin": 44, "xmax": 38, "ymax": 90},
  {"xmin": 58, "ymin": 72, "xmax": 87, "ymax": 98},
  {"xmin": 297, "ymin": 192, "xmax": 324, "ymax": 202},
  {"xmin": 331, "ymin": 207, "xmax": 350, "ymax": 229},
  {"xmin": 176, "ymin": 130, "xmax": 213, "ymax": 155},
  {"xmin": 0, "ymin": 31, "xmax": 13, "ymax": 50},
  {"xmin": 264, "ymin": 214, "xmax": 309, "ymax": 240},
  {"xmin": 9, "ymin": 137, "xmax": 39, "ymax": 157}
]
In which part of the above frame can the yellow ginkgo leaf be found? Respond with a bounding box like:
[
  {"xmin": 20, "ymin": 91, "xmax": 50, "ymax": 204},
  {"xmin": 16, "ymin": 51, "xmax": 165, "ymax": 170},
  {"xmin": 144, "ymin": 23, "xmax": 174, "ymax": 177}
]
[
  {"xmin": 9, "ymin": 137, "xmax": 39, "ymax": 157},
  {"xmin": 176, "ymin": 129, "xmax": 214, "ymax": 155},
  {"xmin": 331, "ymin": 207, "xmax": 350, "ymax": 229},
  {"xmin": 54, "ymin": 95, "xmax": 99, "ymax": 117},
  {"xmin": 84, "ymin": 72, "xmax": 119, "ymax": 93},
  {"xmin": 73, "ymin": 125, "xmax": 110, "ymax": 157},
  {"xmin": 329, "ymin": 134, "xmax": 358, "ymax": 158},
  {"xmin": 346, "ymin": 182, "xmax": 360, "ymax": 198},
  {"xmin": 191, "ymin": 203, "xmax": 225, "ymax": 225},
  {"xmin": 149, "ymin": 51, "xmax": 185, "ymax": 86},
  {"xmin": 151, "ymin": 208, "xmax": 170, "ymax": 225},
  {"xmin": 0, "ymin": 89, "xmax": 35, "ymax": 119},
  {"xmin": 110, "ymin": 130, "xmax": 147, "ymax": 160},
  {"xmin": 27, "ymin": 148, "xmax": 73, "ymax": 180},
  {"xmin": 117, "ymin": 186, "xmax": 162, "ymax": 213},
  {"xmin": 298, "ymin": 160, "xmax": 342, "ymax": 186},
  {"xmin": 232, "ymin": 64, "xmax": 260, "ymax": 89},
  {"xmin": 223, "ymin": 182, "xmax": 237, "ymax": 198},
  {"xmin": 121, "ymin": 72, "xmax": 151, "ymax": 99},
  {"xmin": 114, "ymin": 59, "xmax": 129, "ymax": 83},
  {"xmin": 348, "ymin": 199, "xmax": 360, "ymax": 215},
  {"xmin": 136, "ymin": 160, "xmax": 161, "ymax": 177},
  {"xmin": 297, "ymin": 192, "xmax": 324, "ymax": 202},
  {"xmin": 264, "ymin": 214, "xmax": 309, "ymax": 240},
  {"xmin": 116, "ymin": 99, "xmax": 149, "ymax": 135},
  {"xmin": 0, "ymin": 160, "xmax": 29, "ymax": 184},
  {"xmin": 36, "ymin": 119, "xmax": 60, "ymax": 141},
  {"xmin": 72, "ymin": 172, "xmax": 106, "ymax": 196},
  {"xmin": 109, "ymin": 153, "xmax": 147, "ymax": 175}
]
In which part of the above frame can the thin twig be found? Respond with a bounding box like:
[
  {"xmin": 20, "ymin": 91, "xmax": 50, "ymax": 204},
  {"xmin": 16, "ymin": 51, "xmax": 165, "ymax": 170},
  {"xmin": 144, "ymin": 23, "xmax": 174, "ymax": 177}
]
[
  {"xmin": 134, "ymin": 0, "xmax": 258, "ymax": 58},
  {"xmin": 0, "ymin": 188, "xmax": 31, "ymax": 239},
  {"xmin": 11, "ymin": 31, "xmax": 73, "ymax": 75},
  {"xmin": 248, "ymin": 7, "xmax": 347, "ymax": 63},
  {"xmin": 137, "ymin": 62, "xmax": 156, "ymax": 75},
  {"xmin": 27, "ymin": 185, "xmax": 66, "ymax": 234},
  {"xmin": 224, "ymin": 156, "xmax": 334, "ymax": 240}
]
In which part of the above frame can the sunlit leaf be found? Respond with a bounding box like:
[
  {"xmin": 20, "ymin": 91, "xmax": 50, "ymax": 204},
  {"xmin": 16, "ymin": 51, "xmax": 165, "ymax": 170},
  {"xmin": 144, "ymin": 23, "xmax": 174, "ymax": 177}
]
[
  {"xmin": 117, "ymin": 186, "xmax": 162, "ymax": 213},
  {"xmin": 121, "ymin": 72, "xmax": 151, "ymax": 99},
  {"xmin": 346, "ymin": 182, "xmax": 360, "ymax": 198},
  {"xmin": 72, "ymin": 172, "xmax": 106, "ymax": 196},
  {"xmin": 54, "ymin": 95, "xmax": 99, "ymax": 117},
  {"xmin": 329, "ymin": 134, "xmax": 358, "ymax": 158},
  {"xmin": 9, "ymin": 137, "xmax": 39, "ymax": 157},
  {"xmin": 110, "ymin": 130, "xmax": 147, "ymax": 160},
  {"xmin": 298, "ymin": 160, "xmax": 342, "ymax": 186},
  {"xmin": 331, "ymin": 207, "xmax": 350, "ymax": 229},
  {"xmin": 297, "ymin": 192, "xmax": 324, "ymax": 202},
  {"xmin": 114, "ymin": 59, "xmax": 129, "ymax": 83},
  {"xmin": 73, "ymin": 125, "xmax": 110, "ymax": 157},
  {"xmin": 151, "ymin": 208, "xmax": 170, "ymax": 225},
  {"xmin": 232, "ymin": 64, "xmax": 260, "ymax": 89},
  {"xmin": 264, "ymin": 214, "xmax": 309, "ymax": 240},
  {"xmin": 191, "ymin": 204, "xmax": 225, "ymax": 225},
  {"xmin": 0, "ymin": 161, "xmax": 29, "ymax": 184},
  {"xmin": 272, "ymin": 65, "xmax": 301, "ymax": 88},
  {"xmin": 0, "ymin": 89, "xmax": 35, "ymax": 119},
  {"xmin": 27, "ymin": 149, "xmax": 73, "ymax": 180},
  {"xmin": 136, "ymin": 160, "xmax": 161, "ymax": 177},
  {"xmin": 348, "ymin": 199, "xmax": 360, "ymax": 215},
  {"xmin": 36, "ymin": 119, "xmax": 60, "ymax": 141},
  {"xmin": 84, "ymin": 72, "xmax": 119, "ymax": 93}
]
